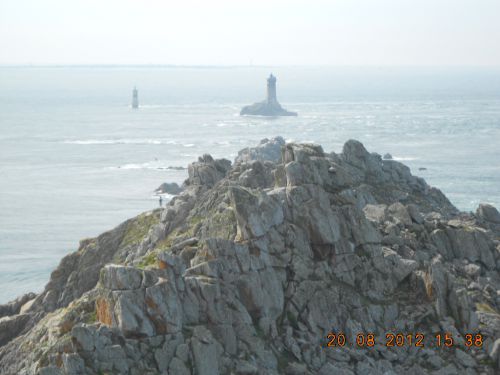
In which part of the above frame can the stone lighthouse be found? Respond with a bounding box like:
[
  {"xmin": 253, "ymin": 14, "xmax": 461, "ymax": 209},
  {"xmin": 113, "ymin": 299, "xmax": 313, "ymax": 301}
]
[
  {"xmin": 266, "ymin": 74, "xmax": 277, "ymax": 104},
  {"xmin": 240, "ymin": 74, "xmax": 297, "ymax": 116}
]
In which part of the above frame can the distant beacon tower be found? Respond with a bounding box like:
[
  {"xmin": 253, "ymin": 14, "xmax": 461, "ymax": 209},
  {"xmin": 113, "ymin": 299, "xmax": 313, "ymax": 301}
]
[
  {"xmin": 266, "ymin": 74, "xmax": 277, "ymax": 104},
  {"xmin": 132, "ymin": 86, "xmax": 139, "ymax": 109}
]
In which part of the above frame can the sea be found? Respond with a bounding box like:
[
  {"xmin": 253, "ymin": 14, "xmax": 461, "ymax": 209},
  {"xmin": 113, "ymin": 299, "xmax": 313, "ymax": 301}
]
[{"xmin": 1, "ymin": 66, "xmax": 499, "ymax": 303}]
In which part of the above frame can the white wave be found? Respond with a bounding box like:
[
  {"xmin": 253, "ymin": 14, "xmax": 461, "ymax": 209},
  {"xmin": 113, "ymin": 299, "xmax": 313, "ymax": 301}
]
[
  {"xmin": 63, "ymin": 139, "xmax": 179, "ymax": 145},
  {"xmin": 392, "ymin": 156, "xmax": 418, "ymax": 161},
  {"xmin": 151, "ymin": 192, "xmax": 176, "ymax": 200},
  {"xmin": 109, "ymin": 161, "xmax": 187, "ymax": 171}
]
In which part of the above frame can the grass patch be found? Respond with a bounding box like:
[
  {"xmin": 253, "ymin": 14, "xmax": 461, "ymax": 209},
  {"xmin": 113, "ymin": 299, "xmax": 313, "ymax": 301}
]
[
  {"xmin": 189, "ymin": 215, "xmax": 203, "ymax": 227},
  {"xmin": 137, "ymin": 251, "xmax": 159, "ymax": 270},
  {"xmin": 121, "ymin": 210, "xmax": 160, "ymax": 247},
  {"xmin": 476, "ymin": 302, "xmax": 499, "ymax": 315},
  {"xmin": 205, "ymin": 208, "xmax": 236, "ymax": 240},
  {"xmin": 287, "ymin": 311, "xmax": 299, "ymax": 330},
  {"xmin": 86, "ymin": 311, "xmax": 97, "ymax": 324}
]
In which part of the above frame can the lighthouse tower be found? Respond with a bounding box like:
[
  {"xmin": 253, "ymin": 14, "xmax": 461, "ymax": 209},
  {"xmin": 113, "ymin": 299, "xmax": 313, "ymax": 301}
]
[
  {"xmin": 240, "ymin": 73, "xmax": 297, "ymax": 116},
  {"xmin": 266, "ymin": 74, "xmax": 277, "ymax": 104},
  {"xmin": 132, "ymin": 87, "xmax": 139, "ymax": 109}
]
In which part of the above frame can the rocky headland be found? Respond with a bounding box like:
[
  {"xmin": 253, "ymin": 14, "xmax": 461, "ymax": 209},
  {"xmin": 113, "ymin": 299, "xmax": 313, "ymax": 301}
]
[{"xmin": 1, "ymin": 137, "xmax": 499, "ymax": 375}]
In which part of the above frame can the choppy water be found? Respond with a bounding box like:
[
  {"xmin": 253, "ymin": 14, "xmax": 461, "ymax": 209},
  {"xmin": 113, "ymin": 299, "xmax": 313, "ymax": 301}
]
[{"xmin": 1, "ymin": 66, "xmax": 499, "ymax": 303}]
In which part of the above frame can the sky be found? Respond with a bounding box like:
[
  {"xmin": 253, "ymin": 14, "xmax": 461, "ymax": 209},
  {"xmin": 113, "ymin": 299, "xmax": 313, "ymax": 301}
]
[{"xmin": 0, "ymin": 0, "xmax": 499, "ymax": 66}]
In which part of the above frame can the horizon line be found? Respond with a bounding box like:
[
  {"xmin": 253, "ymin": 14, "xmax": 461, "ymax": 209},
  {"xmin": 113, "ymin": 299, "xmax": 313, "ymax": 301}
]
[{"xmin": 1, "ymin": 63, "xmax": 500, "ymax": 69}]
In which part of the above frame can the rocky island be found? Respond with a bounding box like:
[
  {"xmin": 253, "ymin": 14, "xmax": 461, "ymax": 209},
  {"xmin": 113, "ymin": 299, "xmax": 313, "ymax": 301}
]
[
  {"xmin": 1, "ymin": 137, "xmax": 499, "ymax": 375},
  {"xmin": 240, "ymin": 75, "xmax": 297, "ymax": 116}
]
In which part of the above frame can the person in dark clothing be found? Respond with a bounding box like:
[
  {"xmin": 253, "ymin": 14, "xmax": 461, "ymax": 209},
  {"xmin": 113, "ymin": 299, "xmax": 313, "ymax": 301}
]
[{"xmin": 159, "ymin": 195, "xmax": 163, "ymax": 207}]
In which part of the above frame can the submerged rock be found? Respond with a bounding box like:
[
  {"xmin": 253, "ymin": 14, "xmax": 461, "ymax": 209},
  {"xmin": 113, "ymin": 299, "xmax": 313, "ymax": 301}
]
[
  {"xmin": 155, "ymin": 182, "xmax": 183, "ymax": 195},
  {"xmin": 1, "ymin": 137, "xmax": 499, "ymax": 375}
]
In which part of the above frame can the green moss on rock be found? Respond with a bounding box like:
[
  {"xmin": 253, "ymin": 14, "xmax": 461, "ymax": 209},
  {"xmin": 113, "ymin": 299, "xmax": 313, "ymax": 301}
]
[{"xmin": 121, "ymin": 210, "xmax": 161, "ymax": 247}]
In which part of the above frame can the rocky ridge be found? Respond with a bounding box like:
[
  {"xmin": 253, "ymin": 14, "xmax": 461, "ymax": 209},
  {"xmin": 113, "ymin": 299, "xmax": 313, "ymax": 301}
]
[{"xmin": 0, "ymin": 136, "xmax": 499, "ymax": 375}]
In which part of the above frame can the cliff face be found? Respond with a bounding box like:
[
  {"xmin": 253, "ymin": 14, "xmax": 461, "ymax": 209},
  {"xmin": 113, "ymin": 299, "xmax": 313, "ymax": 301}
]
[{"xmin": 1, "ymin": 137, "xmax": 499, "ymax": 375}]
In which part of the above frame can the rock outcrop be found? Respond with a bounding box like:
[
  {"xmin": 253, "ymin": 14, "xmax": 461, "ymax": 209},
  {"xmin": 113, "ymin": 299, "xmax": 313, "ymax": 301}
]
[
  {"xmin": 1, "ymin": 138, "xmax": 499, "ymax": 375},
  {"xmin": 155, "ymin": 182, "xmax": 183, "ymax": 195}
]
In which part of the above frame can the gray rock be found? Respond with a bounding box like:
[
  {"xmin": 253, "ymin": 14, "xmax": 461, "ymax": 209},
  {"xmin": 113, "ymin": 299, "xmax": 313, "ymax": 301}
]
[
  {"xmin": 101, "ymin": 265, "xmax": 143, "ymax": 290},
  {"xmin": 488, "ymin": 338, "xmax": 500, "ymax": 368},
  {"xmin": 191, "ymin": 326, "xmax": 220, "ymax": 375},
  {"xmin": 229, "ymin": 186, "xmax": 284, "ymax": 240},
  {"xmin": 463, "ymin": 263, "xmax": 481, "ymax": 277},
  {"xmin": 477, "ymin": 203, "xmax": 500, "ymax": 223},
  {"xmin": 236, "ymin": 136, "xmax": 285, "ymax": 164},
  {"xmin": 71, "ymin": 324, "xmax": 96, "ymax": 351},
  {"xmin": 363, "ymin": 204, "xmax": 388, "ymax": 224},
  {"xmin": 113, "ymin": 289, "xmax": 156, "ymax": 337},
  {"xmin": 169, "ymin": 357, "xmax": 190, "ymax": 375},
  {"xmin": 186, "ymin": 154, "xmax": 231, "ymax": 187},
  {"xmin": 155, "ymin": 182, "xmax": 183, "ymax": 195},
  {"xmin": 0, "ymin": 314, "xmax": 30, "ymax": 347},
  {"xmin": 388, "ymin": 202, "xmax": 412, "ymax": 226},
  {"xmin": 62, "ymin": 353, "xmax": 85, "ymax": 374},
  {"xmin": 454, "ymin": 348, "xmax": 476, "ymax": 368},
  {"xmin": 37, "ymin": 366, "xmax": 64, "ymax": 375},
  {"xmin": 0, "ymin": 292, "xmax": 37, "ymax": 319}
]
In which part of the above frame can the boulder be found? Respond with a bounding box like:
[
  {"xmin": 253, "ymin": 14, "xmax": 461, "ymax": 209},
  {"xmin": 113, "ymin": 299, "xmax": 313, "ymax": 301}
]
[
  {"xmin": 0, "ymin": 314, "xmax": 30, "ymax": 347},
  {"xmin": 235, "ymin": 136, "xmax": 285, "ymax": 163},
  {"xmin": 186, "ymin": 154, "xmax": 231, "ymax": 187},
  {"xmin": 477, "ymin": 203, "xmax": 500, "ymax": 224},
  {"xmin": 155, "ymin": 182, "xmax": 183, "ymax": 195}
]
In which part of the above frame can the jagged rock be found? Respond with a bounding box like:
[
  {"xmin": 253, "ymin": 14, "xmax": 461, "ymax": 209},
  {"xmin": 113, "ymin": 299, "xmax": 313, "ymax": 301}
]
[
  {"xmin": 363, "ymin": 204, "xmax": 388, "ymax": 224},
  {"xmin": 1, "ymin": 137, "xmax": 499, "ymax": 375},
  {"xmin": 235, "ymin": 136, "xmax": 285, "ymax": 163},
  {"xmin": 186, "ymin": 154, "xmax": 231, "ymax": 187},
  {"xmin": 0, "ymin": 314, "xmax": 31, "ymax": 347},
  {"xmin": 454, "ymin": 348, "xmax": 476, "ymax": 368},
  {"xmin": 101, "ymin": 265, "xmax": 143, "ymax": 290},
  {"xmin": 229, "ymin": 186, "xmax": 284, "ymax": 240},
  {"xmin": 0, "ymin": 292, "xmax": 36, "ymax": 318},
  {"xmin": 191, "ymin": 326, "xmax": 221, "ymax": 375},
  {"xmin": 62, "ymin": 353, "xmax": 85, "ymax": 374},
  {"xmin": 477, "ymin": 203, "xmax": 500, "ymax": 224},
  {"xmin": 37, "ymin": 367, "xmax": 64, "ymax": 375},
  {"xmin": 489, "ymin": 338, "xmax": 500, "ymax": 368}
]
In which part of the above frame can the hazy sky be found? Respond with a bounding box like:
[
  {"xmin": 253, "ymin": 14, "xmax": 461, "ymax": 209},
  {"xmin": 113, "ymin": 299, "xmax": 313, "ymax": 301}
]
[{"xmin": 1, "ymin": 0, "xmax": 499, "ymax": 66}]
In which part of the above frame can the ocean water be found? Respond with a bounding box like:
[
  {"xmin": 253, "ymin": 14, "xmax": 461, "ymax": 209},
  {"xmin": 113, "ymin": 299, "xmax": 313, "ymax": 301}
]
[{"xmin": 1, "ymin": 66, "xmax": 499, "ymax": 303}]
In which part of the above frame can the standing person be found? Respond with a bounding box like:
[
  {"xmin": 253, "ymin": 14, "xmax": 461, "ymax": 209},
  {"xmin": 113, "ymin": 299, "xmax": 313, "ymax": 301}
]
[{"xmin": 159, "ymin": 195, "xmax": 163, "ymax": 207}]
